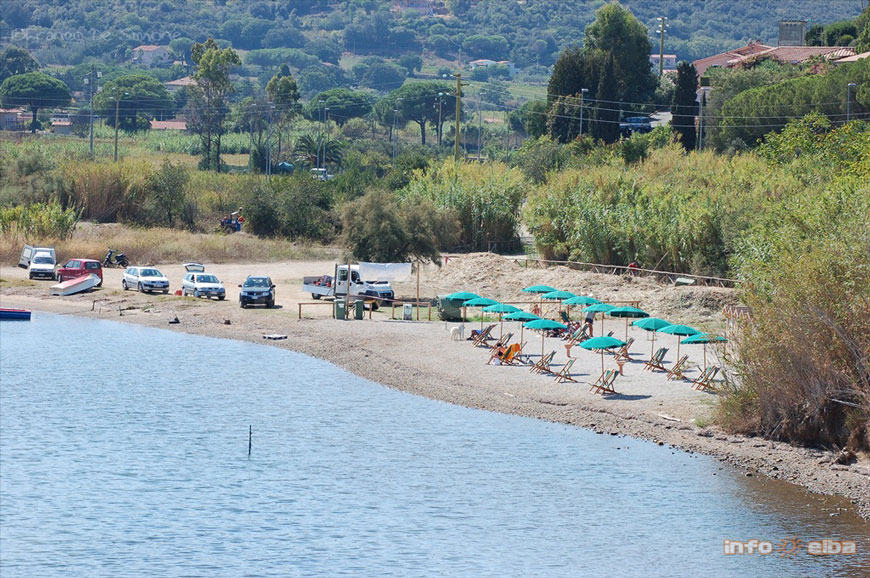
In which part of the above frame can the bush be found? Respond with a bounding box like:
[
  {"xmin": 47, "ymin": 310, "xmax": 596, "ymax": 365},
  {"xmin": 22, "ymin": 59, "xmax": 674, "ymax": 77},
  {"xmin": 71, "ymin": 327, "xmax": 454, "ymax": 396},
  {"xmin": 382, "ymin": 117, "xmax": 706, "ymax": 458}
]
[
  {"xmin": 242, "ymin": 175, "xmax": 339, "ymax": 241},
  {"xmin": 0, "ymin": 199, "xmax": 79, "ymax": 239}
]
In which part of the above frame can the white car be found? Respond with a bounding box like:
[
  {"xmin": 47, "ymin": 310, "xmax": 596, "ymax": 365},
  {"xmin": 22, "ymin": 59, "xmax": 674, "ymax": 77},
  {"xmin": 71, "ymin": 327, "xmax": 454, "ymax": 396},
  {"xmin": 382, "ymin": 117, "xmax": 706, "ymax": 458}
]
[
  {"xmin": 28, "ymin": 251, "xmax": 57, "ymax": 280},
  {"xmin": 123, "ymin": 266, "xmax": 170, "ymax": 294},
  {"xmin": 182, "ymin": 272, "xmax": 226, "ymax": 300}
]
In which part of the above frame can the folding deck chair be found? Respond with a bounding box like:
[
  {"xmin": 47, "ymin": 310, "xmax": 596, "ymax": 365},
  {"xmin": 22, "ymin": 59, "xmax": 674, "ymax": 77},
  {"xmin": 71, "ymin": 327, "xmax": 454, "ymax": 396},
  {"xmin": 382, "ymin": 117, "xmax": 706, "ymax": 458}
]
[
  {"xmin": 614, "ymin": 337, "xmax": 635, "ymax": 361},
  {"xmin": 643, "ymin": 347, "xmax": 669, "ymax": 372},
  {"xmin": 589, "ymin": 369, "xmax": 618, "ymax": 394},
  {"xmin": 666, "ymin": 355, "xmax": 689, "ymax": 381},
  {"xmin": 553, "ymin": 358, "xmax": 577, "ymax": 383},
  {"xmin": 530, "ymin": 351, "xmax": 556, "ymax": 375},
  {"xmin": 488, "ymin": 332, "xmax": 514, "ymax": 354},
  {"xmin": 488, "ymin": 342, "xmax": 521, "ymax": 365},
  {"xmin": 471, "ymin": 324, "xmax": 496, "ymax": 346},
  {"xmin": 691, "ymin": 366, "xmax": 721, "ymax": 391}
]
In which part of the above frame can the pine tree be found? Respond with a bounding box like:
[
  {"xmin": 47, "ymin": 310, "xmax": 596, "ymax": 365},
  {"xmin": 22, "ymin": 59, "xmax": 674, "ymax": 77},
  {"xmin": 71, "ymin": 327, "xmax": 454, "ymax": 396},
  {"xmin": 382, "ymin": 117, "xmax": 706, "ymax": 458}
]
[
  {"xmin": 672, "ymin": 61, "xmax": 698, "ymax": 151},
  {"xmin": 592, "ymin": 53, "xmax": 620, "ymax": 144}
]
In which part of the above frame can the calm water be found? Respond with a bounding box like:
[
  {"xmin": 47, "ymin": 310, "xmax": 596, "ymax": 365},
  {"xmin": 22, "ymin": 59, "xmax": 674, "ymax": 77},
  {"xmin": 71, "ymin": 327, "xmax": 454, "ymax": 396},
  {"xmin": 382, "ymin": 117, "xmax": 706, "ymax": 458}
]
[{"xmin": 1, "ymin": 314, "xmax": 867, "ymax": 577}]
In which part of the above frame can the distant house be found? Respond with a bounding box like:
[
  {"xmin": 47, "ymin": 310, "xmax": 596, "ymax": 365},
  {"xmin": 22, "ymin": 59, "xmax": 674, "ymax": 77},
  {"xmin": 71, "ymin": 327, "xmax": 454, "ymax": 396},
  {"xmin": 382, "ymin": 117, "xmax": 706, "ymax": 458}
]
[
  {"xmin": 833, "ymin": 51, "xmax": 870, "ymax": 65},
  {"xmin": 693, "ymin": 41, "xmax": 773, "ymax": 76},
  {"xmin": 649, "ymin": 54, "xmax": 677, "ymax": 70},
  {"xmin": 469, "ymin": 59, "xmax": 497, "ymax": 69},
  {"xmin": 164, "ymin": 76, "xmax": 197, "ymax": 92},
  {"xmin": 51, "ymin": 120, "xmax": 72, "ymax": 135},
  {"xmin": 151, "ymin": 119, "xmax": 187, "ymax": 131},
  {"xmin": 0, "ymin": 107, "xmax": 27, "ymax": 131},
  {"xmin": 728, "ymin": 46, "xmax": 856, "ymax": 68},
  {"xmin": 133, "ymin": 45, "xmax": 171, "ymax": 67}
]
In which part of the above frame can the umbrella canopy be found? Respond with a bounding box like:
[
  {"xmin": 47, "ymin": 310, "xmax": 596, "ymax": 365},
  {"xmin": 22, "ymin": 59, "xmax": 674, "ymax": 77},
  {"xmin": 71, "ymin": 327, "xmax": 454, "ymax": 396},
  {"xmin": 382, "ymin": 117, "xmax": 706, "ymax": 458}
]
[
  {"xmin": 633, "ymin": 317, "xmax": 672, "ymax": 359},
  {"xmin": 524, "ymin": 318, "xmax": 567, "ymax": 357},
  {"xmin": 608, "ymin": 306, "xmax": 650, "ymax": 341},
  {"xmin": 579, "ymin": 336, "xmax": 627, "ymax": 372},
  {"xmin": 541, "ymin": 290, "xmax": 576, "ymax": 300},
  {"xmin": 659, "ymin": 324, "xmax": 701, "ymax": 360},
  {"xmin": 484, "ymin": 303, "xmax": 522, "ymax": 338},
  {"xmin": 505, "ymin": 310, "xmax": 541, "ymax": 345},
  {"xmin": 681, "ymin": 333, "xmax": 728, "ymax": 369},
  {"xmin": 465, "ymin": 297, "xmax": 501, "ymax": 331},
  {"xmin": 445, "ymin": 291, "xmax": 480, "ymax": 302},
  {"xmin": 583, "ymin": 303, "xmax": 615, "ymax": 335},
  {"xmin": 522, "ymin": 285, "xmax": 557, "ymax": 294},
  {"xmin": 563, "ymin": 295, "xmax": 601, "ymax": 306}
]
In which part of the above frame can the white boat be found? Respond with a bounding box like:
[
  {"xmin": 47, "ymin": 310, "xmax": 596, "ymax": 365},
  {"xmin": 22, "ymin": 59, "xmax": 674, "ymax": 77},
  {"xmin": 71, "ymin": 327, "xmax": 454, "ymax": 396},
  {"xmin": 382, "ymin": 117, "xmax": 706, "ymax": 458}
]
[{"xmin": 50, "ymin": 274, "xmax": 101, "ymax": 296}]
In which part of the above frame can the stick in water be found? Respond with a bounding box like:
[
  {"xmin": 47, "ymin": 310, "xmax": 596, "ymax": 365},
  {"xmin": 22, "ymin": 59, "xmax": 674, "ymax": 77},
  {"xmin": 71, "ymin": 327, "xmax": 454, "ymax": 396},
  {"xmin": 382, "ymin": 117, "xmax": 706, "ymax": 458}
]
[{"xmin": 248, "ymin": 425, "xmax": 252, "ymax": 456}]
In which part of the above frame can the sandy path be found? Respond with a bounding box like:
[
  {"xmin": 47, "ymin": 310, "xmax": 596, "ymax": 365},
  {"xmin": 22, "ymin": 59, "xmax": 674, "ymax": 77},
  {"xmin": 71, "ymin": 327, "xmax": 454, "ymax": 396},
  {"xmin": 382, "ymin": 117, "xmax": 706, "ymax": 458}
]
[{"xmin": 2, "ymin": 256, "xmax": 868, "ymax": 520}]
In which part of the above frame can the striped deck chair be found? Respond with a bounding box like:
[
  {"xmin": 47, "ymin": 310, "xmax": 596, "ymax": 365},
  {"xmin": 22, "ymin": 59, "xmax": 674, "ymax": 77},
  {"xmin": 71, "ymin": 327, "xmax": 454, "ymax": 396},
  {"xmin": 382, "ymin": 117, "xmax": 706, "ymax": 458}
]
[
  {"xmin": 590, "ymin": 369, "xmax": 618, "ymax": 394},
  {"xmin": 471, "ymin": 324, "xmax": 496, "ymax": 346},
  {"xmin": 614, "ymin": 337, "xmax": 635, "ymax": 361},
  {"xmin": 643, "ymin": 347, "xmax": 669, "ymax": 372},
  {"xmin": 505, "ymin": 341, "xmax": 527, "ymax": 365},
  {"xmin": 530, "ymin": 351, "xmax": 556, "ymax": 375},
  {"xmin": 691, "ymin": 366, "xmax": 721, "ymax": 391},
  {"xmin": 666, "ymin": 355, "xmax": 690, "ymax": 381},
  {"xmin": 553, "ymin": 358, "xmax": 577, "ymax": 383},
  {"xmin": 488, "ymin": 342, "xmax": 520, "ymax": 365}
]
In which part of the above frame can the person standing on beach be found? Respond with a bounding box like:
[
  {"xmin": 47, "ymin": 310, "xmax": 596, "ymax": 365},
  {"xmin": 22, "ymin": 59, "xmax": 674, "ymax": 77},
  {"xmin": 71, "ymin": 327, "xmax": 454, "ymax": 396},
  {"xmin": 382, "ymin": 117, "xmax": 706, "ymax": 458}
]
[{"xmin": 585, "ymin": 311, "xmax": 595, "ymax": 337}]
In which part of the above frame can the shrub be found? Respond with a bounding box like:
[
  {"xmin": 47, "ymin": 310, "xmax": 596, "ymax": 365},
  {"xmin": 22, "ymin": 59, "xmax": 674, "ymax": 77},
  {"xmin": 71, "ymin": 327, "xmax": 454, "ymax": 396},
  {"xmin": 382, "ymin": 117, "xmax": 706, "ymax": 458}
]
[{"xmin": 0, "ymin": 199, "xmax": 79, "ymax": 239}]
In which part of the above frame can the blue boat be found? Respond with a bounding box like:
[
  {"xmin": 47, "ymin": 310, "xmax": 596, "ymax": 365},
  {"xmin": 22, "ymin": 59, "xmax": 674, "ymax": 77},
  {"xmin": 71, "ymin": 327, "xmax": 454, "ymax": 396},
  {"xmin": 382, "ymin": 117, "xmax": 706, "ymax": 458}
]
[{"xmin": 0, "ymin": 308, "xmax": 32, "ymax": 321}]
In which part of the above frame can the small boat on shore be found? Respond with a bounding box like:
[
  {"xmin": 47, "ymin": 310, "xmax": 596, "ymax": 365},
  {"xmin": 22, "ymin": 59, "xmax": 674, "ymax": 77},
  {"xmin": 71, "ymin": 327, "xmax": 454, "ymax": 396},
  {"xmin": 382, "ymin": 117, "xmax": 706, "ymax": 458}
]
[
  {"xmin": 0, "ymin": 308, "xmax": 32, "ymax": 321},
  {"xmin": 50, "ymin": 274, "xmax": 100, "ymax": 296}
]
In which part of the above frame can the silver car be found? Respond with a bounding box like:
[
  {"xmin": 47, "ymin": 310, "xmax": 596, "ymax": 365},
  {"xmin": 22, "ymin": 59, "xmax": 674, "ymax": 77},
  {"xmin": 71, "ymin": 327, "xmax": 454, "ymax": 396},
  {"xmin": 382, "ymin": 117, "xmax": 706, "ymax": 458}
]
[
  {"xmin": 123, "ymin": 266, "xmax": 170, "ymax": 294},
  {"xmin": 182, "ymin": 272, "xmax": 226, "ymax": 300}
]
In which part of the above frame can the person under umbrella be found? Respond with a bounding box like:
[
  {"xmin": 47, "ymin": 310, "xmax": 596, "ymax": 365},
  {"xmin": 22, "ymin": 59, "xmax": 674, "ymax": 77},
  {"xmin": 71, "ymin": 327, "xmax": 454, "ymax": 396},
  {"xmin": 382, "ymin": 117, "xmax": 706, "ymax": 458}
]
[
  {"xmin": 582, "ymin": 303, "xmax": 615, "ymax": 336},
  {"xmin": 464, "ymin": 297, "xmax": 500, "ymax": 332}
]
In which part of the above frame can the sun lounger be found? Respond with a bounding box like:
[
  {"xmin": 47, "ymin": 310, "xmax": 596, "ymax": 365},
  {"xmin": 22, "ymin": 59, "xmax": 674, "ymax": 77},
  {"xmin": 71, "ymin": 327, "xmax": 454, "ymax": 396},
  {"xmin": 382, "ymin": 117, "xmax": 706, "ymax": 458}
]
[
  {"xmin": 530, "ymin": 351, "xmax": 556, "ymax": 375},
  {"xmin": 691, "ymin": 366, "xmax": 721, "ymax": 391},
  {"xmin": 643, "ymin": 347, "xmax": 669, "ymax": 371},
  {"xmin": 489, "ymin": 342, "xmax": 521, "ymax": 365},
  {"xmin": 471, "ymin": 324, "xmax": 496, "ymax": 346},
  {"xmin": 614, "ymin": 337, "xmax": 635, "ymax": 361},
  {"xmin": 504, "ymin": 341, "xmax": 527, "ymax": 365},
  {"xmin": 589, "ymin": 369, "xmax": 618, "ymax": 394},
  {"xmin": 553, "ymin": 358, "xmax": 577, "ymax": 383},
  {"xmin": 666, "ymin": 355, "xmax": 689, "ymax": 381}
]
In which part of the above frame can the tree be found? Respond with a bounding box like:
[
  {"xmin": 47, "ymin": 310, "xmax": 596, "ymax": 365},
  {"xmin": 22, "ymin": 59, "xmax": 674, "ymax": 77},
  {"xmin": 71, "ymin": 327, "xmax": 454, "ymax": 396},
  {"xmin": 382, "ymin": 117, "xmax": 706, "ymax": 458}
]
[
  {"xmin": 398, "ymin": 54, "xmax": 423, "ymax": 77},
  {"xmin": 359, "ymin": 62, "xmax": 406, "ymax": 92},
  {"xmin": 0, "ymin": 46, "xmax": 39, "ymax": 83},
  {"xmin": 169, "ymin": 37, "xmax": 195, "ymax": 65},
  {"xmin": 546, "ymin": 95, "xmax": 584, "ymax": 143},
  {"xmin": 305, "ymin": 38, "xmax": 342, "ymax": 64},
  {"xmin": 592, "ymin": 53, "xmax": 620, "ymax": 144},
  {"xmin": 520, "ymin": 100, "xmax": 548, "ymax": 138},
  {"xmin": 266, "ymin": 72, "xmax": 300, "ymax": 158},
  {"xmin": 186, "ymin": 39, "xmax": 240, "ymax": 171},
  {"xmin": 671, "ymin": 62, "xmax": 698, "ymax": 151},
  {"xmin": 303, "ymin": 88, "xmax": 372, "ymax": 125},
  {"xmin": 94, "ymin": 74, "xmax": 172, "ymax": 132},
  {"xmin": 0, "ymin": 72, "xmax": 71, "ymax": 133},
  {"xmin": 387, "ymin": 81, "xmax": 454, "ymax": 145}
]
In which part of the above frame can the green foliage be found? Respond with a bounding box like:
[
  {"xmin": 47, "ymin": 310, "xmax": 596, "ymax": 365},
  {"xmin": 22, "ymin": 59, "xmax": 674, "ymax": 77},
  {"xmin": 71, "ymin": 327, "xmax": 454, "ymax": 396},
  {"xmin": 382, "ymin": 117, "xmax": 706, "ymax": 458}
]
[
  {"xmin": 359, "ymin": 62, "xmax": 406, "ymax": 92},
  {"xmin": 94, "ymin": 74, "xmax": 173, "ymax": 132},
  {"xmin": 0, "ymin": 200, "xmax": 79, "ymax": 240},
  {"xmin": 341, "ymin": 189, "xmax": 458, "ymax": 264},
  {"xmin": 399, "ymin": 160, "xmax": 526, "ymax": 252},
  {"xmin": 0, "ymin": 72, "xmax": 71, "ymax": 132},
  {"xmin": 519, "ymin": 100, "xmax": 548, "ymax": 138},
  {"xmin": 242, "ymin": 176, "xmax": 338, "ymax": 241},
  {"xmin": 385, "ymin": 81, "xmax": 454, "ymax": 145},
  {"xmin": 0, "ymin": 46, "xmax": 39, "ymax": 83},
  {"xmin": 671, "ymin": 61, "xmax": 698, "ymax": 151},
  {"xmin": 303, "ymin": 89, "xmax": 372, "ymax": 125}
]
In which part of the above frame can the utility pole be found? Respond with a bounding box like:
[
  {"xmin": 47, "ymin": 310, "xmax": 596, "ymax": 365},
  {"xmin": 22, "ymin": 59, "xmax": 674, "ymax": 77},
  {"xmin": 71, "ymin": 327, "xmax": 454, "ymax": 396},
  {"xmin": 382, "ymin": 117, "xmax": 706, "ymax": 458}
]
[
  {"xmin": 657, "ymin": 17, "xmax": 668, "ymax": 76},
  {"xmin": 393, "ymin": 107, "xmax": 399, "ymax": 159},
  {"xmin": 477, "ymin": 101, "xmax": 482, "ymax": 161},
  {"xmin": 697, "ymin": 87, "xmax": 710, "ymax": 151},
  {"xmin": 847, "ymin": 82, "xmax": 856, "ymax": 122},
  {"xmin": 453, "ymin": 73, "xmax": 467, "ymax": 161},
  {"xmin": 437, "ymin": 92, "xmax": 444, "ymax": 147},
  {"xmin": 266, "ymin": 102, "xmax": 274, "ymax": 180},
  {"xmin": 579, "ymin": 88, "xmax": 589, "ymax": 137},
  {"xmin": 113, "ymin": 87, "xmax": 123, "ymax": 162},
  {"xmin": 85, "ymin": 64, "xmax": 98, "ymax": 158}
]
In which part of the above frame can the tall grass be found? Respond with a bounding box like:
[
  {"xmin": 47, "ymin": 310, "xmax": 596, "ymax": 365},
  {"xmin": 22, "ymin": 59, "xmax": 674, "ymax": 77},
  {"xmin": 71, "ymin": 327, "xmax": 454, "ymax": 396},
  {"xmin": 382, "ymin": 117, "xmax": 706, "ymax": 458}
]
[{"xmin": 0, "ymin": 200, "xmax": 79, "ymax": 239}]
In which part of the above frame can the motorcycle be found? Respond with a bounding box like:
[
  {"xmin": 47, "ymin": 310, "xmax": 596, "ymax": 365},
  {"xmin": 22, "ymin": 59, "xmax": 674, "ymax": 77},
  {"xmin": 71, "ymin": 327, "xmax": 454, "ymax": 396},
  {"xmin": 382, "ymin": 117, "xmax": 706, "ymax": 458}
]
[{"xmin": 103, "ymin": 248, "xmax": 129, "ymax": 268}]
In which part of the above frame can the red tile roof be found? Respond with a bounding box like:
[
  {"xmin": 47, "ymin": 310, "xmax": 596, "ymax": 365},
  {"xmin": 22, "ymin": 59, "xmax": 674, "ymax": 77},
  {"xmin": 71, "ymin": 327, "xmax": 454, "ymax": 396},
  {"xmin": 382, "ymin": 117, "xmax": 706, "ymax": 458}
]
[{"xmin": 151, "ymin": 120, "xmax": 187, "ymax": 130}]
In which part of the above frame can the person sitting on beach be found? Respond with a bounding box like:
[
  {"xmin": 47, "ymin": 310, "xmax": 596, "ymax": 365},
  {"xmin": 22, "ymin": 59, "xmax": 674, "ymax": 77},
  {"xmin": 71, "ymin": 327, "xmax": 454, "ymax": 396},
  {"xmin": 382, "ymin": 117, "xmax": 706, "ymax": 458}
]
[{"xmin": 488, "ymin": 344, "xmax": 508, "ymax": 365}]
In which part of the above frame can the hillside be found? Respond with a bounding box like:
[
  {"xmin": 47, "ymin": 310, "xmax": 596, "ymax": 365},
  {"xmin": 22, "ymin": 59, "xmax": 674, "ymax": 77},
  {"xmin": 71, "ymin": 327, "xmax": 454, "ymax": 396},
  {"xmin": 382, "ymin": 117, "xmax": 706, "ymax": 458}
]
[{"xmin": 1, "ymin": 0, "xmax": 862, "ymax": 69}]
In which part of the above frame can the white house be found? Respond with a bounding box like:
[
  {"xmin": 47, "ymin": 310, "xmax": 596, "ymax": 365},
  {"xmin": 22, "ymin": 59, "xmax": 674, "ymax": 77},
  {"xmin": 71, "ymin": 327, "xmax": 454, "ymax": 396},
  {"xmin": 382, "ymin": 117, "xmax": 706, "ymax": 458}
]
[{"xmin": 133, "ymin": 45, "xmax": 171, "ymax": 67}]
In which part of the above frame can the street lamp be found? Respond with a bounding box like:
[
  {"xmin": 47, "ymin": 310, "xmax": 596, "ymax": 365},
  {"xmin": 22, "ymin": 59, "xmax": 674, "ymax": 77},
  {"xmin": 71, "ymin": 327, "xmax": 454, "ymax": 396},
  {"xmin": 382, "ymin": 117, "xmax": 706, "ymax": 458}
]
[
  {"xmin": 113, "ymin": 89, "xmax": 130, "ymax": 162},
  {"xmin": 656, "ymin": 17, "xmax": 669, "ymax": 77},
  {"xmin": 579, "ymin": 88, "xmax": 589, "ymax": 137},
  {"xmin": 847, "ymin": 82, "xmax": 857, "ymax": 122}
]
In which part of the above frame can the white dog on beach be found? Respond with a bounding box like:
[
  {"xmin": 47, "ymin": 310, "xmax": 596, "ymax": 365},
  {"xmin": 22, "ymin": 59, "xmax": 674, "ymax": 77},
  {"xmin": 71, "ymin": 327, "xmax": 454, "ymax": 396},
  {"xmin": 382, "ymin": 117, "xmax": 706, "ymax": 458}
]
[{"xmin": 450, "ymin": 325, "xmax": 465, "ymax": 341}]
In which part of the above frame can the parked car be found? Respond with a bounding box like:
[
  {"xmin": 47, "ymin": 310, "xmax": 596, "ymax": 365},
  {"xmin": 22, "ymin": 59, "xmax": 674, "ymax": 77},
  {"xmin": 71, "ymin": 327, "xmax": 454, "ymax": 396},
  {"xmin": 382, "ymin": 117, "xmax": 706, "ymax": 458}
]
[
  {"xmin": 123, "ymin": 266, "xmax": 170, "ymax": 294},
  {"xmin": 28, "ymin": 251, "xmax": 57, "ymax": 280},
  {"xmin": 619, "ymin": 116, "xmax": 652, "ymax": 136},
  {"xmin": 239, "ymin": 276, "xmax": 275, "ymax": 308},
  {"xmin": 182, "ymin": 272, "xmax": 226, "ymax": 300},
  {"xmin": 56, "ymin": 259, "xmax": 103, "ymax": 286}
]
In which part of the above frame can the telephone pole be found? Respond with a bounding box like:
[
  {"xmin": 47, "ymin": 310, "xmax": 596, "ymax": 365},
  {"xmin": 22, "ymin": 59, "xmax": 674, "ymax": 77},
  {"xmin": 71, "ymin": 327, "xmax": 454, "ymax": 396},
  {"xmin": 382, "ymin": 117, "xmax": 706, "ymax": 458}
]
[
  {"xmin": 453, "ymin": 73, "xmax": 467, "ymax": 161},
  {"xmin": 657, "ymin": 17, "xmax": 668, "ymax": 76},
  {"xmin": 113, "ymin": 87, "xmax": 121, "ymax": 162},
  {"xmin": 86, "ymin": 64, "xmax": 96, "ymax": 157}
]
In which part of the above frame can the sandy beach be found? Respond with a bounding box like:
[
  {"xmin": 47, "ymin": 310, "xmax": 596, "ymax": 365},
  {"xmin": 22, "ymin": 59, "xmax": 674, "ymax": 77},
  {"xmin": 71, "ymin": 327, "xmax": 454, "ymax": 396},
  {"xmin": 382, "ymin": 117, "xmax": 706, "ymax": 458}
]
[{"xmin": 2, "ymin": 254, "xmax": 868, "ymax": 519}]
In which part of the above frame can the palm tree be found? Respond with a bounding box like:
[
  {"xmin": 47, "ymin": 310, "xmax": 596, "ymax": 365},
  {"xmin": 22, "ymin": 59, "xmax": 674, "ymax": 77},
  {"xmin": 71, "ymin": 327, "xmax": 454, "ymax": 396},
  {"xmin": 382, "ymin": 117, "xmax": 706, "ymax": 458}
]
[{"xmin": 293, "ymin": 134, "xmax": 343, "ymax": 168}]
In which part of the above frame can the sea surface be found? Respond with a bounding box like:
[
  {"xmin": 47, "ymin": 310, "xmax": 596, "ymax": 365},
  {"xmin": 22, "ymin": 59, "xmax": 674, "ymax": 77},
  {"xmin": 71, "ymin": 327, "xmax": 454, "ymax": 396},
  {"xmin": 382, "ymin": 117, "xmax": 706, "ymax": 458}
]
[{"xmin": 1, "ymin": 313, "xmax": 868, "ymax": 577}]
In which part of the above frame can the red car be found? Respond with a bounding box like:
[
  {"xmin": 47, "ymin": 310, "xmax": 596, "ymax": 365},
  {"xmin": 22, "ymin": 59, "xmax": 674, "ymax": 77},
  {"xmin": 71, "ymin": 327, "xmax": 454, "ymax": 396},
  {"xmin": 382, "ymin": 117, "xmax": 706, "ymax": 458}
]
[{"xmin": 56, "ymin": 259, "xmax": 103, "ymax": 286}]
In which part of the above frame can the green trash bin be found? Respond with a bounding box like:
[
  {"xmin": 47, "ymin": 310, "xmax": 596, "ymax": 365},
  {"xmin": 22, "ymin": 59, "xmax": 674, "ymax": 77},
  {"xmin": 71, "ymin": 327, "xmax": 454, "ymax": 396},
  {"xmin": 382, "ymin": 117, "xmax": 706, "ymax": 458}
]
[
  {"xmin": 334, "ymin": 298, "xmax": 346, "ymax": 320},
  {"xmin": 354, "ymin": 299, "xmax": 365, "ymax": 320}
]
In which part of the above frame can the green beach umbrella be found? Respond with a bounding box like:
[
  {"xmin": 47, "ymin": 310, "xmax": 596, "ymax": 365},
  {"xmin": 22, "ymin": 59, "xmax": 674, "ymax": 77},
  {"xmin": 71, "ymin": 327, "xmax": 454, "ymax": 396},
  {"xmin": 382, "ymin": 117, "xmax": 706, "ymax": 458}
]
[
  {"xmin": 522, "ymin": 285, "xmax": 557, "ymax": 294},
  {"xmin": 659, "ymin": 324, "xmax": 701, "ymax": 361},
  {"xmin": 465, "ymin": 297, "xmax": 500, "ymax": 331},
  {"xmin": 633, "ymin": 317, "xmax": 672, "ymax": 359},
  {"xmin": 579, "ymin": 335, "xmax": 627, "ymax": 372},
  {"xmin": 608, "ymin": 306, "xmax": 650, "ymax": 341},
  {"xmin": 681, "ymin": 333, "xmax": 728, "ymax": 370},
  {"xmin": 542, "ymin": 290, "xmax": 576, "ymax": 318},
  {"xmin": 445, "ymin": 291, "xmax": 480, "ymax": 322},
  {"xmin": 484, "ymin": 303, "xmax": 522, "ymax": 337},
  {"xmin": 524, "ymin": 318, "xmax": 567, "ymax": 357},
  {"xmin": 583, "ymin": 303, "xmax": 616, "ymax": 335},
  {"xmin": 563, "ymin": 295, "xmax": 601, "ymax": 306},
  {"xmin": 505, "ymin": 310, "xmax": 541, "ymax": 344}
]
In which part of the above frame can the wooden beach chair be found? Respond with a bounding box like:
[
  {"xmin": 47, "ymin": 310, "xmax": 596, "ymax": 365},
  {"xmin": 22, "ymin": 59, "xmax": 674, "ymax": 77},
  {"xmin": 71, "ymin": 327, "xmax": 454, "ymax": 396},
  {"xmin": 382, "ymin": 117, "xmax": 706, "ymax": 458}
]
[
  {"xmin": 614, "ymin": 337, "xmax": 635, "ymax": 361},
  {"xmin": 488, "ymin": 342, "xmax": 520, "ymax": 365},
  {"xmin": 553, "ymin": 358, "xmax": 577, "ymax": 383},
  {"xmin": 488, "ymin": 332, "xmax": 513, "ymax": 353},
  {"xmin": 504, "ymin": 341, "xmax": 527, "ymax": 365},
  {"xmin": 691, "ymin": 366, "xmax": 721, "ymax": 391},
  {"xmin": 530, "ymin": 351, "xmax": 556, "ymax": 375},
  {"xmin": 471, "ymin": 324, "xmax": 496, "ymax": 346},
  {"xmin": 643, "ymin": 347, "xmax": 669, "ymax": 372},
  {"xmin": 590, "ymin": 369, "xmax": 618, "ymax": 394},
  {"xmin": 666, "ymin": 355, "xmax": 689, "ymax": 381}
]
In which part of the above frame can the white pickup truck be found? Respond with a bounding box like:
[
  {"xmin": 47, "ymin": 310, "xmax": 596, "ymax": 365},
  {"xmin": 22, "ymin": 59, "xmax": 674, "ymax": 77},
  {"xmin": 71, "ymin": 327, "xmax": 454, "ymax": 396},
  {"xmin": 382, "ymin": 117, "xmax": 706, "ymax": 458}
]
[{"xmin": 302, "ymin": 265, "xmax": 395, "ymax": 308}]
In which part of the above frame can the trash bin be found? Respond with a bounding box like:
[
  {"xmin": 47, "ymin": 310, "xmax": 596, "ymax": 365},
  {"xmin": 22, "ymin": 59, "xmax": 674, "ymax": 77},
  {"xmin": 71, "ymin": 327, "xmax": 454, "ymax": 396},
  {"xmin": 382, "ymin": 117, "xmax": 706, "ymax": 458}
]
[
  {"xmin": 402, "ymin": 303, "xmax": 413, "ymax": 321},
  {"xmin": 334, "ymin": 298, "xmax": 346, "ymax": 320},
  {"xmin": 354, "ymin": 299, "xmax": 365, "ymax": 320}
]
